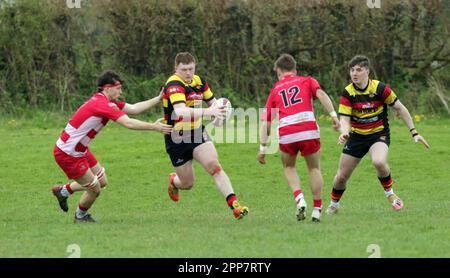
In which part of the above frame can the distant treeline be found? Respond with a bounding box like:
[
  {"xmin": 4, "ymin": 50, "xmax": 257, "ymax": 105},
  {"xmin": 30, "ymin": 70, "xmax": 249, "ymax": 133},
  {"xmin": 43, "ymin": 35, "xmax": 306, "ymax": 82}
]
[{"xmin": 0, "ymin": 0, "xmax": 449, "ymax": 115}]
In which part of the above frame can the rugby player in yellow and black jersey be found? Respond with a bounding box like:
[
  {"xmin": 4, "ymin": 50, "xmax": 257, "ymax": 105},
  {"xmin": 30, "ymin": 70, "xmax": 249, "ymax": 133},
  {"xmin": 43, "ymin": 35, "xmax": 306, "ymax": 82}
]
[
  {"xmin": 162, "ymin": 52, "xmax": 248, "ymax": 220},
  {"xmin": 325, "ymin": 55, "xmax": 429, "ymax": 215}
]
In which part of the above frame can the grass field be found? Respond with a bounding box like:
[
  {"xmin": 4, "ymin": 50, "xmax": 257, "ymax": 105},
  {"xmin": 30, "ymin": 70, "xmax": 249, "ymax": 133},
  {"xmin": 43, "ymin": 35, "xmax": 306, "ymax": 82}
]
[{"xmin": 0, "ymin": 115, "xmax": 449, "ymax": 258}]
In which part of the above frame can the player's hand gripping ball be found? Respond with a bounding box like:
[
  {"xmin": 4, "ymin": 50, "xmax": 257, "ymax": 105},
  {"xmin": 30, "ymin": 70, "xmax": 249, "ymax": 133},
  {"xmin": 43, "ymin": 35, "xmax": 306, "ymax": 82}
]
[{"xmin": 212, "ymin": 98, "xmax": 233, "ymax": 127}]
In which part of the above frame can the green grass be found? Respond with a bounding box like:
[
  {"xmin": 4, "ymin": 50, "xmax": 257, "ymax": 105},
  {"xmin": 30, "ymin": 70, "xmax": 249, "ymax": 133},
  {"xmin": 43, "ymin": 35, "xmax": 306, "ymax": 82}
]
[{"xmin": 0, "ymin": 116, "xmax": 449, "ymax": 258}]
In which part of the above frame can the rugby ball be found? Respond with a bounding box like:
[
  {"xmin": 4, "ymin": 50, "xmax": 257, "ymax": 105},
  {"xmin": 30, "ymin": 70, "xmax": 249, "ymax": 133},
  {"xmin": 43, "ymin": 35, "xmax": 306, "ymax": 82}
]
[{"xmin": 212, "ymin": 97, "xmax": 233, "ymax": 126}]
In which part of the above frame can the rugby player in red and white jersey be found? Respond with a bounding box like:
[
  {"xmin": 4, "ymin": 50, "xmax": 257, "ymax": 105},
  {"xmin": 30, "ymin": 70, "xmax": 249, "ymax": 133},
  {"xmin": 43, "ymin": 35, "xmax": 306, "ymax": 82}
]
[
  {"xmin": 51, "ymin": 70, "xmax": 172, "ymax": 223},
  {"xmin": 258, "ymin": 54, "xmax": 340, "ymax": 222}
]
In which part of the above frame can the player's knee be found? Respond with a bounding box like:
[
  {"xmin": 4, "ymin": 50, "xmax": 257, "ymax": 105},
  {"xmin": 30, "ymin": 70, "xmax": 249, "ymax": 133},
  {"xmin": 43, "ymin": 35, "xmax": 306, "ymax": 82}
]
[
  {"xmin": 91, "ymin": 183, "xmax": 101, "ymax": 195},
  {"xmin": 308, "ymin": 165, "xmax": 321, "ymax": 174},
  {"xmin": 207, "ymin": 162, "xmax": 222, "ymax": 176},
  {"xmin": 83, "ymin": 176, "xmax": 101, "ymax": 192}
]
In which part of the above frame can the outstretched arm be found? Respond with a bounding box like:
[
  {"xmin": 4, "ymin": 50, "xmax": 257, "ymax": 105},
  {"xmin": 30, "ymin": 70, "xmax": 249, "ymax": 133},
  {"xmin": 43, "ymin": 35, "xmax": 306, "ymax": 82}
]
[
  {"xmin": 392, "ymin": 100, "xmax": 430, "ymax": 149},
  {"xmin": 316, "ymin": 89, "xmax": 340, "ymax": 131},
  {"xmin": 115, "ymin": 115, "xmax": 172, "ymax": 134},
  {"xmin": 122, "ymin": 89, "xmax": 163, "ymax": 115}
]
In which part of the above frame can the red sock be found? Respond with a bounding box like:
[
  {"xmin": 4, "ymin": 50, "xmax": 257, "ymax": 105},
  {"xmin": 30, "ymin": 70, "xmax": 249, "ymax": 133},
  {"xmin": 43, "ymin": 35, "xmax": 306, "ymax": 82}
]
[
  {"xmin": 78, "ymin": 204, "xmax": 88, "ymax": 212},
  {"xmin": 226, "ymin": 194, "xmax": 237, "ymax": 208},
  {"xmin": 331, "ymin": 188, "xmax": 345, "ymax": 202},
  {"xmin": 378, "ymin": 174, "xmax": 393, "ymax": 191},
  {"xmin": 293, "ymin": 189, "xmax": 303, "ymax": 199},
  {"xmin": 313, "ymin": 199, "xmax": 322, "ymax": 209},
  {"xmin": 65, "ymin": 183, "xmax": 74, "ymax": 194}
]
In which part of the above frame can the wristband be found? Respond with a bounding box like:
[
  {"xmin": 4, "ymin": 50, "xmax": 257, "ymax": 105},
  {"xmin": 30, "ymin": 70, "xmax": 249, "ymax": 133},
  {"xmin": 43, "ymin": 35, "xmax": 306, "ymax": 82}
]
[
  {"xmin": 409, "ymin": 128, "xmax": 416, "ymax": 132},
  {"xmin": 260, "ymin": 145, "xmax": 267, "ymax": 153},
  {"xmin": 412, "ymin": 133, "xmax": 419, "ymax": 138},
  {"xmin": 329, "ymin": 111, "xmax": 337, "ymax": 118}
]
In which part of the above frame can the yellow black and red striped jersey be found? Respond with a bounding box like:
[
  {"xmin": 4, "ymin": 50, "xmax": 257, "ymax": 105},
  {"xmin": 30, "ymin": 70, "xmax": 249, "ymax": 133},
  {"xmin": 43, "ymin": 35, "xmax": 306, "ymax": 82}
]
[
  {"xmin": 163, "ymin": 74, "xmax": 214, "ymax": 131},
  {"xmin": 339, "ymin": 80, "xmax": 398, "ymax": 135}
]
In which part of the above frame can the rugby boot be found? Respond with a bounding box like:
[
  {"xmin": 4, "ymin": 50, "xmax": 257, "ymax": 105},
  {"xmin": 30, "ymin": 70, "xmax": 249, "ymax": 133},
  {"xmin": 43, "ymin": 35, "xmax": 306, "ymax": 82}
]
[
  {"xmin": 311, "ymin": 208, "xmax": 321, "ymax": 223},
  {"xmin": 52, "ymin": 185, "xmax": 68, "ymax": 212},
  {"xmin": 326, "ymin": 201, "xmax": 339, "ymax": 215},
  {"xmin": 74, "ymin": 213, "xmax": 96, "ymax": 223},
  {"xmin": 296, "ymin": 198, "xmax": 307, "ymax": 221},
  {"xmin": 167, "ymin": 173, "xmax": 179, "ymax": 202},
  {"xmin": 231, "ymin": 200, "xmax": 248, "ymax": 219},
  {"xmin": 387, "ymin": 193, "xmax": 403, "ymax": 211}
]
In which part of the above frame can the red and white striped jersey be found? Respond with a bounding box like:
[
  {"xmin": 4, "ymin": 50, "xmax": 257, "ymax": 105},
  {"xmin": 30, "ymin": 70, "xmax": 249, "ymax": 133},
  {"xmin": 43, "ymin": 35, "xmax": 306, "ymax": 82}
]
[
  {"xmin": 56, "ymin": 92, "xmax": 126, "ymax": 157},
  {"xmin": 264, "ymin": 74, "xmax": 321, "ymax": 144}
]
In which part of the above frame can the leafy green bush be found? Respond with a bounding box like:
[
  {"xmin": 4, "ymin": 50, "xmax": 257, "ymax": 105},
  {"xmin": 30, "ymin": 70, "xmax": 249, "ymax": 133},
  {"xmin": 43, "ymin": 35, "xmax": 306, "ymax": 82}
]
[{"xmin": 0, "ymin": 0, "xmax": 448, "ymax": 116}]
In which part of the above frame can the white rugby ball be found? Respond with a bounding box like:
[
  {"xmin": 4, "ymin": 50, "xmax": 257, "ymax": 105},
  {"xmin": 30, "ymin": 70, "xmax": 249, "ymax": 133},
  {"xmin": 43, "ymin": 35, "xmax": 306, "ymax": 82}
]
[{"xmin": 212, "ymin": 97, "xmax": 233, "ymax": 126}]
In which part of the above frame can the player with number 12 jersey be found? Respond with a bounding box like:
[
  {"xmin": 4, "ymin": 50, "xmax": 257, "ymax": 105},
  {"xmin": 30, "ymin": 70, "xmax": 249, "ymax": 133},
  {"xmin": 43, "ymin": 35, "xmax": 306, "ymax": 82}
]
[
  {"xmin": 265, "ymin": 74, "xmax": 322, "ymax": 148},
  {"xmin": 259, "ymin": 54, "xmax": 339, "ymax": 223}
]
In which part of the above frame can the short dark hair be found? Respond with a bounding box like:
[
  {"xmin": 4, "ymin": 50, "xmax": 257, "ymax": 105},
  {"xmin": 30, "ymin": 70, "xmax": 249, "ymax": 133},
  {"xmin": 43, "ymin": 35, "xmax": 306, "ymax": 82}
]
[
  {"xmin": 348, "ymin": 55, "xmax": 370, "ymax": 69},
  {"xmin": 274, "ymin": 54, "xmax": 296, "ymax": 72},
  {"xmin": 97, "ymin": 70, "xmax": 123, "ymax": 89},
  {"xmin": 175, "ymin": 52, "xmax": 196, "ymax": 67}
]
